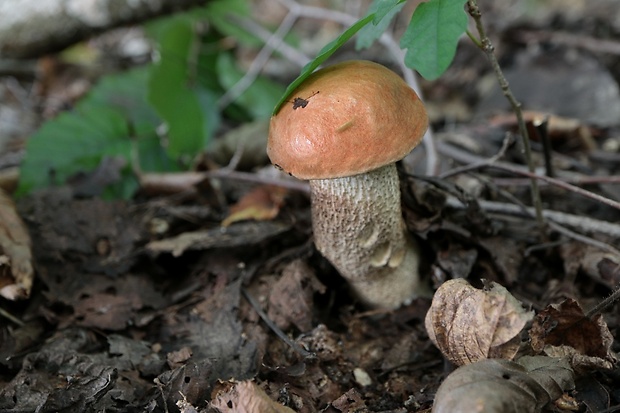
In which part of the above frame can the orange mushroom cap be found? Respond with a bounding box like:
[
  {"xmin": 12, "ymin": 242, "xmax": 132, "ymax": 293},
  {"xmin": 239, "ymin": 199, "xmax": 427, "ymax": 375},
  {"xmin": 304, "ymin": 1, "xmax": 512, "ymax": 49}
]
[{"xmin": 268, "ymin": 60, "xmax": 428, "ymax": 180}]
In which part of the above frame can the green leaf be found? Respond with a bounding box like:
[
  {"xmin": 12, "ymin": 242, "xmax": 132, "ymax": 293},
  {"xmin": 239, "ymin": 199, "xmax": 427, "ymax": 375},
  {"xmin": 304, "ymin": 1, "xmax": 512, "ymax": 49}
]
[
  {"xmin": 148, "ymin": 16, "xmax": 214, "ymax": 158},
  {"xmin": 400, "ymin": 0, "xmax": 468, "ymax": 80},
  {"xmin": 18, "ymin": 106, "xmax": 130, "ymax": 196},
  {"xmin": 84, "ymin": 67, "xmax": 160, "ymax": 136},
  {"xmin": 272, "ymin": 13, "xmax": 375, "ymax": 115},
  {"xmin": 216, "ymin": 53, "xmax": 285, "ymax": 119},
  {"xmin": 17, "ymin": 67, "xmax": 176, "ymax": 198},
  {"xmin": 356, "ymin": 0, "xmax": 405, "ymax": 50}
]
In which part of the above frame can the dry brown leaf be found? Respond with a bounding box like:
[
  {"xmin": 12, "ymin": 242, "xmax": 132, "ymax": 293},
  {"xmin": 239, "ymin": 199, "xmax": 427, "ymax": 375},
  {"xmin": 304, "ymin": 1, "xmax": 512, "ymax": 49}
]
[
  {"xmin": 529, "ymin": 299, "xmax": 616, "ymax": 371},
  {"xmin": 560, "ymin": 243, "xmax": 620, "ymax": 288},
  {"xmin": 211, "ymin": 380, "xmax": 295, "ymax": 413},
  {"xmin": 0, "ymin": 189, "xmax": 33, "ymax": 300},
  {"xmin": 331, "ymin": 388, "xmax": 367, "ymax": 412},
  {"xmin": 268, "ymin": 259, "xmax": 325, "ymax": 332},
  {"xmin": 425, "ymin": 278, "xmax": 533, "ymax": 366},
  {"xmin": 432, "ymin": 357, "xmax": 574, "ymax": 413},
  {"xmin": 222, "ymin": 186, "xmax": 288, "ymax": 227}
]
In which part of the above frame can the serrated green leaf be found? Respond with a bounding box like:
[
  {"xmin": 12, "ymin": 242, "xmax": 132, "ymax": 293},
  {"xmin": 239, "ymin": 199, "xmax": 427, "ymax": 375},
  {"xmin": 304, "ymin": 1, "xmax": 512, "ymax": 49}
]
[
  {"xmin": 148, "ymin": 16, "xmax": 212, "ymax": 158},
  {"xmin": 17, "ymin": 67, "xmax": 176, "ymax": 198},
  {"xmin": 400, "ymin": 0, "xmax": 468, "ymax": 80},
  {"xmin": 356, "ymin": 0, "xmax": 405, "ymax": 50},
  {"xmin": 272, "ymin": 13, "xmax": 375, "ymax": 115},
  {"xmin": 18, "ymin": 106, "xmax": 130, "ymax": 195},
  {"xmin": 83, "ymin": 67, "xmax": 160, "ymax": 136}
]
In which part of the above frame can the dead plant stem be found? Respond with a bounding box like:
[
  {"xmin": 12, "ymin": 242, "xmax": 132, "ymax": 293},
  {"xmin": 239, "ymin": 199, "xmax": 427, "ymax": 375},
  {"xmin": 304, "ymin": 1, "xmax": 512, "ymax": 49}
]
[
  {"xmin": 466, "ymin": 0, "xmax": 545, "ymax": 228},
  {"xmin": 585, "ymin": 287, "xmax": 620, "ymax": 319},
  {"xmin": 241, "ymin": 288, "xmax": 316, "ymax": 360},
  {"xmin": 437, "ymin": 141, "xmax": 620, "ymax": 211},
  {"xmin": 445, "ymin": 197, "xmax": 620, "ymax": 239}
]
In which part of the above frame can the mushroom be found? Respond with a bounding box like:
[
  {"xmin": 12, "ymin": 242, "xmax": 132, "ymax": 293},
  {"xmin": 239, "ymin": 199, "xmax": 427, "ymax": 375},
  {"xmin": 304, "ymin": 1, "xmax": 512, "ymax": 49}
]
[{"xmin": 267, "ymin": 60, "xmax": 428, "ymax": 308}]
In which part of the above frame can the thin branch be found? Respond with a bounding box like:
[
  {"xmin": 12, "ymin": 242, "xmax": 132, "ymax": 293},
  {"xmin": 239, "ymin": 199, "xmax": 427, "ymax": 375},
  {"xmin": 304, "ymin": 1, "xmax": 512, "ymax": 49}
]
[
  {"xmin": 229, "ymin": 14, "xmax": 310, "ymax": 66},
  {"xmin": 473, "ymin": 172, "xmax": 620, "ymax": 257},
  {"xmin": 513, "ymin": 29, "xmax": 620, "ymax": 56},
  {"xmin": 585, "ymin": 286, "xmax": 620, "ymax": 318},
  {"xmin": 491, "ymin": 175, "xmax": 620, "ymax": 187},
  {"xmin": 439, "ymin": 133, "xmax": 513, "ymax": 179},
  {"xmin": 217, "ymin": 10, "xmax": 303, "ymax": 109},
  {"xmin": 488, "ymin": 163, "xmax": 620, "ymax": 212},
  {"xmin": 138, "ymin": 169, "xmax": 311, "ymax": 195},
  {"xmin": 242, "ymin": 287, "xmax": 316, "ymax": 360},
  {"xmin": 547, "ymin": 221, "xmax": 620, "ymax": 257},
  {"xmin": 437, "ymin": 141, "xmax": 620, "ymax": 212},
  {"xmin": 466, "ymin": 0, "xmax": 545, "ymax": 228},
  {"xmin": 0, "ymin": 307, "xmax": 24, "ymax": 326},
  {"xmin": 445, "ymin": 197, "xmax": 620, "ymax": 239}
]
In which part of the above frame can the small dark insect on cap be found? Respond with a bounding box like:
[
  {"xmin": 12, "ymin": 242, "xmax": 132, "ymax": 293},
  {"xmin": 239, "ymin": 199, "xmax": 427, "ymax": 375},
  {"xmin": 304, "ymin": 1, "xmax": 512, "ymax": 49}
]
[{"xmin": 291, "ymin": 91, "xmax": 319, "ymax": 110}]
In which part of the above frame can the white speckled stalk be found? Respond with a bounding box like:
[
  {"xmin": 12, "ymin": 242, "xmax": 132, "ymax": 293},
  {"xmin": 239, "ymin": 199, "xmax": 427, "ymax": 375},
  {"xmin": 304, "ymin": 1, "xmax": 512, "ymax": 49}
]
[{"xmin": 310, "ymin": 164, "xmax": 423, "ymax": 308}]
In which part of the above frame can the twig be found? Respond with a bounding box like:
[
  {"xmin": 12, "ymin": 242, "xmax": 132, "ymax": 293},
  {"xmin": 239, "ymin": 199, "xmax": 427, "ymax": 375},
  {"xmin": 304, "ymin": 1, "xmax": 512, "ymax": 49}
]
[
  {"xmin": 466, "ymin": 0, "xmax": 545, "ymax": 228},
  {"xmin": 472, "ymin": 172, "xmax": 620, "ymax": 256},
  {"xmin": 437, "ymin": 140, "xmax": 620, "ymax": 185},
  {"xmin": 0, "ymin": 307, "xmax": 24, "ymax": 326},
  {"xmin": 444, "ymin": 197, "xmax": 620, "ymax": 239},
  {"xmin": 513, "ymin": 29, "xmax": 620, "ymax": 56},
  {"xmin": 439, "ymin": 133, "xmax": 513, "ymax": 179},
  {"xmin": 436, "ymin": 141, "xmax": 620, "ymax": 212},
  {"xmin": 546, "ymin": 221, "xmax": 620, "ymax": 257},
  {"xmin": 139, "ymin": 169, "xmax": 311, "ymax": 195},
  {"xmin": 206, "ymin": 169, "xmax": 310, "ymax": 193},
  {"xmin": 241, "ymin": 287, "xmax": 316, "ymax": 360},
  {"xmin": 217, "ymin": 10, "xmax": 302, "ymax": 109},
  {"xmin": 441, "ymin": 165, "xmax": 620, "ymax": 256},
  {"xmin": 491, "ymin": 175, "xmax": 620, "ymax": 187},
  {"xmin": 228, "ymin": 14, "xmax": 311, "ymax": 66},
  {"xmin": 489, "ymin": 163, "xmax": 620, "ymax": 212},
  {"xmin": 585, "ymin": 286, "xmax": 620, "ymax": 319}
]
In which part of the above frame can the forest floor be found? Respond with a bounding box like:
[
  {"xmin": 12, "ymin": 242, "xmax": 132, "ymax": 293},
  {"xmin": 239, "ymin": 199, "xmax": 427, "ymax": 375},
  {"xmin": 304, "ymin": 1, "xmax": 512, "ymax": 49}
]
[{"xmin": 1, "ymin": 1, "xmax": 620, "ymax": 412}]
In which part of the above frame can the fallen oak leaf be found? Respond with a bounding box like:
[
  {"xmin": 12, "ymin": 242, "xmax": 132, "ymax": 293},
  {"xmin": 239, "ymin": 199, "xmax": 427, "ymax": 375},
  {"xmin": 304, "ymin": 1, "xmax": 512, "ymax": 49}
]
[{"xmin": 432, "ymin": 356, "xmax": 574, "ymax": 413}]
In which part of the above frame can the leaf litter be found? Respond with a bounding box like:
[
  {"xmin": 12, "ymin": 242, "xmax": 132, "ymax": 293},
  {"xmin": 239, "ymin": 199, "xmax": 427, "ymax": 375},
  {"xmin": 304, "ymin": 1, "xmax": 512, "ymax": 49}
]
[{"xmin": 2, "ymin": 1, "xmax": 620, "ymax": 412}]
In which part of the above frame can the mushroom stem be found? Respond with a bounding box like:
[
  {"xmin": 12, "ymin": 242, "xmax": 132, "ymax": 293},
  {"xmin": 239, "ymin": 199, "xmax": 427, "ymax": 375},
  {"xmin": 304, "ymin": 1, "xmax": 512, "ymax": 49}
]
[{"xmin": 310, "ymin": 164, "xmax": 424, "ymax": 308}]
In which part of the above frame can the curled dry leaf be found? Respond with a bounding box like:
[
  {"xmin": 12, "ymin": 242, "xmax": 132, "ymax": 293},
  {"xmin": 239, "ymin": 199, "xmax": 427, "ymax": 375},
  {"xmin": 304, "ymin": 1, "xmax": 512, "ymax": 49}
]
[
  {"xmin": 432, "ymin": 356, "xmax": 574, "ymax": 413},
  {"xmin": 211, "ymin": 380, "xmax": 295, "ymax": 413},
  {"xmin": 0, "ymin": 189, "xmax": 33, "ymax": 300},
  {"xmin": 222, "ymin": 185, "xmax": 288, "ymax": 227},
  {"xmin": 529, "ymin": 298, "xmax": 616, "ymax": 371},
  {"xmin": 425, "ymin": 278, "xmax": 533, "ymax": 366},
  {"xmin": 560, "ymin": 243, "xmax": 620, "ymax": 288}
]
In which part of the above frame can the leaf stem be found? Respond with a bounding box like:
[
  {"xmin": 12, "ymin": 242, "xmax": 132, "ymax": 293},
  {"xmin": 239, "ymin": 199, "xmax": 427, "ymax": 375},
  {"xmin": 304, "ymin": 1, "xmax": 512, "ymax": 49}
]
[
  {"xmin": 465, "ymin": 29, "xmax": 481, "ymax": 48},
  {"xmin": 466, "ymin": 0, "xmax": 545, "ymax": 230}
]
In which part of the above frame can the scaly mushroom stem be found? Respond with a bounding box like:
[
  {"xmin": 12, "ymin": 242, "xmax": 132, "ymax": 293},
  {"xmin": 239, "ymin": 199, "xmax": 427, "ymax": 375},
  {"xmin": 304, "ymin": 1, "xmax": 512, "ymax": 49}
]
[{"xmin": 310, "ymin": 164, "xmax": 423, "ymax": 308}]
